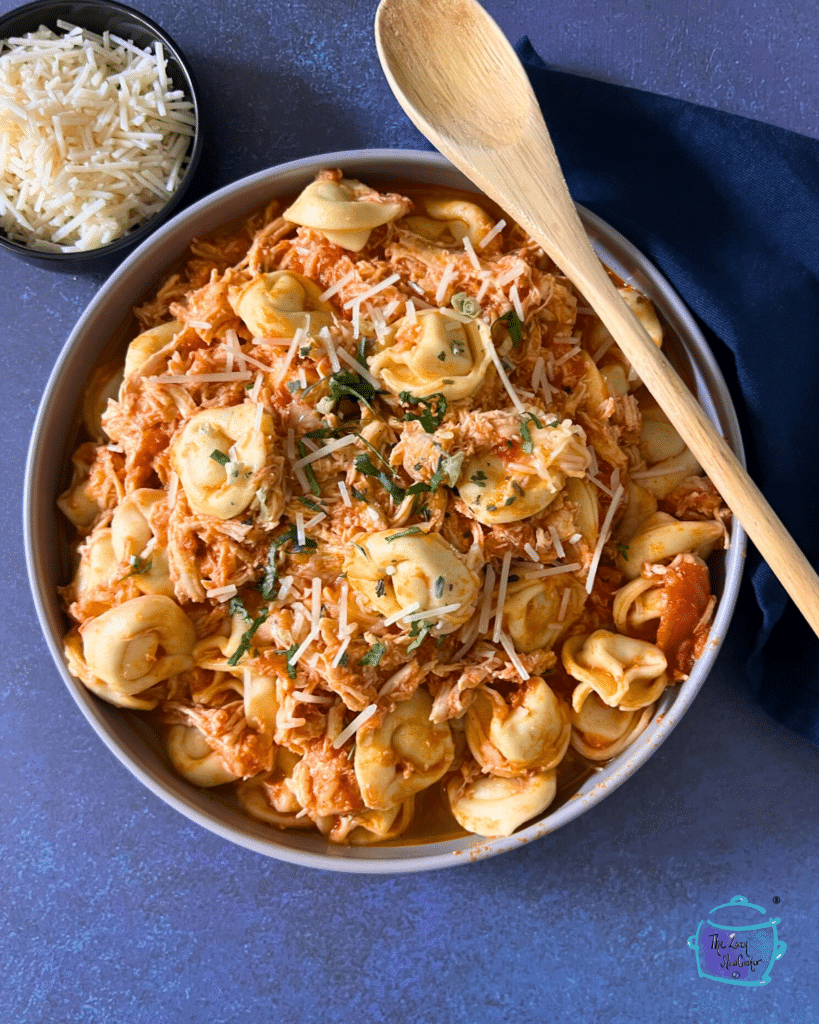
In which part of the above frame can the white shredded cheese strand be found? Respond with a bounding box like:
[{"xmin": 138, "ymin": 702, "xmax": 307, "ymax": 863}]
[
  {"xmin": 319, "ymin": 269, "xmax": 356, "ymax": 301},
  {"xmin": 383, "ymin": 601, "xmax": 420, "ymax": 627},
  {"xmin": 318, "ymin": 326, "xmax": 341, "ymax": 372},
  {"xmin": 240, "ymin": 351, "xmax": 277, "ymax": 374},
  {"xmin": 225, "ymin": 328, "xmax": 245, "ymax": 371},
  {"xmin": 292, "ymin": 434, "xmax": 356, "ymax": 470},
  {"xmin": 295, "ymin": 511, "xmax": 306, "ymax": 547},
  {"xmin": 453, "ymin": 616, "xmax": 481, "ymax": 661},
  {"xmin": 434, "ymin": 263, "xmax": 455, "ymax": 304},
  {"xmin": 405, "ymin": 298, "xmax": 417, "ymax": 324},
  {"xmin": 478, "ymin": 218, "xmax": 506, "ymax": 248},
  {"xmin": 524, "ymin": 543, "xmax": 540, "ymax": 563},
  {"xmin": 402, "ymin": 602, "xmax": 461, "ymax": 623},
  {"xmin": 276, "ymin": 575, "xmax": 294, "ymax": 602},
  {"xmin": 304, "ymin": 511, "xmax": 326, "ymax": 530},
  {"xmin": 186, "ymin": 319, "xmax": 212, "ymax": 331},
  {"xmin": 331, "ymin": 635, "xmax": 351, "ymax": 668},
  {"xmin": 481, "ymin": 330, "xmax": 526, "ymax": 413},
  {"xmin": 509, "ymin": 283, "xmax": 524, "ymax": 321},
  {"xmin": 339, "ymin": 581, "xmax": 349, "ymax": 638},
  {"xmin": 549, "ymin": 526, "xmax": 565, "ymax": 560},
  {"xmin": 478, "ymin": 564, "xmax": 497, "ymax": 635},
  {"xmin": 498, "ymin": 631, "xmax": 530, "ymax": 681},
  {"xmin": 293, "ymin": 692, "xmax": 334, "ymax": 705},
  {"xmin": 592, "ymin": 334, "xmax": 617, "ymax": 363},
  {"xmin": 557, "ymin": 587, "xmax": 572, "ymax": 622},
  {"xmin": 205, "ymin": 584, "xmax": 238, "ymax": 602},
  {"xmin": 521, "ymin": 562, "xmax": 582, "ymax": 579},
  {"xmin": 342, "ymin": 273, "xmax": 400, "ymax": 309},
  {"xmin": 288, "ymin": 628, "xmax": 319, "ymax": 667},
  {"xmin": 337, "ymin": 480, "xmax": 352, "ymax": 507},
  {"xmin": 462, "ymin": 235, "xmax": 481, "ymax": 270},
  {"xmin": 336, "ymin": 346, "xmax": 380, "ymax": 388},
  {"xmin": 311, "ymin": 576, "xmax": 321, "ymax": 633},
  {"xmin": 631, "ymin": 462, "xmax": 689, "ymax": 480},
  {"xmin": 274, "ymin": 329, "xmax": 303, "ymax": 386},
  {"xmin": 493, "ymin": 552, "xmax": 512, "ymax": 643},
  {"xmin": 585, "ymin": 485, "xmax": 624, "ymax": 594},
  {"xmin": 331, "ymin": 704, "xmax": 378, "ymax": 749}
]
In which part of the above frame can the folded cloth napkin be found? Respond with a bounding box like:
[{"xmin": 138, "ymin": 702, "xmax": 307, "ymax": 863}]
[{"xmin": 394, "ymin": 37, "xmax": 819, "ymax": 748}]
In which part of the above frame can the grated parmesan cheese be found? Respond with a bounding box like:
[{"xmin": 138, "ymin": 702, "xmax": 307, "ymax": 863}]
[
  {"xmin": 585, "ymin": 485, "xmax": 624, "ymax": 594},
  {"xmin": 478, "ymin": 218, "xmax": 506, "ymax": 248},
  {"xmin": 331, "ymin": 703, "xmax": 378, "ymax": 749},
  {"xmin": 0, "ymin": 23, "xmax": 195, "ymax": 252},
  {"xmin": 493, "ymin": 551, "xmax": 512, "ymax": 643}
]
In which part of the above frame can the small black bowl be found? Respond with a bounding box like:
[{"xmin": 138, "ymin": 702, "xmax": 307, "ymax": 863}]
[{"xmin": 0, "ymin": 0, "xmax": 203, "ymax": 272}]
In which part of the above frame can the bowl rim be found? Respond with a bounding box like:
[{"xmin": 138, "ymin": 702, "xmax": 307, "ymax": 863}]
[
  {"xmin": 23, "ymin": 147, "xmax": 747, "ymax": 872},
  {"xmin": 0, "ymin": 0, "xmax": 203, "ymax": 263}
]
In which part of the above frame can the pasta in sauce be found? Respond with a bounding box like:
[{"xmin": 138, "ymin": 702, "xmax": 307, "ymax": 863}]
[{"xmin": 58, "ymin": 169, "xmax": 730, "ymax": 842}]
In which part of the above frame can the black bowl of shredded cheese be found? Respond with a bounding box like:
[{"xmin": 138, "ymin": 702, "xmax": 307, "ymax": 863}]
[{"xmin": 0, "ymin": 0, "xmax": 202, "ymax": 267}]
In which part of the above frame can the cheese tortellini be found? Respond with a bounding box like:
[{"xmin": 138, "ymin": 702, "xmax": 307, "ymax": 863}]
[
  {"xmin": 465, "ymin": 678, "xmax": 571, "ymax": 776},
  {"xmin": 80, "ymin": 595, "xmax": 196, "ymax": 698},
  {"xmin": 501, "ymin": 574, "xmax": 587, "ymax": 653},
  {"xmin": 569, "ymin": 693, "xmax": 656, "ymax": 761},
  {"xmin": 110, "ymin": 488, "xmax": 173, "ymax": 597},
  {"xmin": 368, "ymin": 308, "xmax": 493, "ymax": 401},
  {"xmin": 228, "ymin": 271, "xmax": 332, "ymax": 339},
  {"xmin": 343, "ymin": 528, "xmax": 480, "ymax": 633},
  {"xmin": 282, "ymin": 176, "xmax": 410, "ymax": 251},
  {"xmin": 446, "ymin": 771, "xmax": 557, "ymax": 838},
  {"xmin": 562, "ymin": 630, "xmax": 668, "ymax": 712},
  {"xmin": 617, "ymin": 511, "xmax": 724, "ymax": 578},
  {"xmin": 458, "ymin": 416, "xmax": 590, "ymax": 525},
  {"xmin": 402, "ymin": 197, "xmax": 496, "ymax": 247},
  {"xmin": 171, "ymin": 402, "xmax": 280, "ymax": 520},
  {"xmin": 354, "ymin": 690, "xmax": 454, "ymax": 810},
  {"xmin": 123, "ymin": 320, "xmax": 182, "ymax": 379},
  {"xmin": 165, "ymin": 724, "xmax": 239, "ymax": 787}
]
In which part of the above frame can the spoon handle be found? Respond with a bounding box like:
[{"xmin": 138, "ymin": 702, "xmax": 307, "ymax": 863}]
[{"xmin": 375, "ymin": 0, "xmax": 819, "ymax": 637}]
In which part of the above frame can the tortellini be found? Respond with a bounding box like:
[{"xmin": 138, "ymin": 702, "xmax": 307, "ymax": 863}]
[
  {"xmin": 612, "ymin": 576, "xmax": 665, "ymax": 638},
  {"xmin": 326, "ymin": 799, "xmax": 416, "ymax": 845},
  {"xmin": 458, "ymin": 416, "xmax": 590, "ymax": 525},
  {"xmin": 569, "ymin": 693, "xmax": 656, "ymax": 761},
  {"xmin": 82, "ymin": 363, "xmax": 122, "ymax": 441},
  {"xmin": 465, "ymin": 678, "xmax": 571, "ymax": 776},
  {"xmin": 587, "ymin": 286, "xmax": 663, "ymax": 392},
  {"xmin": 637, "ymin": 406, "xmax": 701, "ymax": 498},
  {"xmin": 502, "ymin": 574, "xmax": 587, "ymax": 653},
  {"xmin": 171, "ymin": 401, "xmax": 279, "ymax": 520},
  {"xmin": 110, "ymin": 488, "xmax": 173, "ymax": 597},
  {"xmin": 343, "ymin": 528, "xmax": 480, "ymax": 633},
  {"xmin": 228, "ymin": 271, "xmax": 332, "ymax": 339},
  {"xmin": 354, "ymin": 690, "xmax": 454, "ymax": 810},
  {"xmin": 562, "ymin": 630, "xmax": 668, "ymax": 712},
  {"xmin": 446, "ymin": 770, "xmax": 557, "ymax": 838},
  {"xmin": 617, "ymin": 511, "xmax": 724, "ymax": 579},
  {"xmin": 123, "ymin": 320, "xmax": 182, "ymax": 379},
  {"xmin": 80, "ymin": 595, "xmax": 196, "ymax": 697},
  {"xmin": 57, "ymin": 441, "xmax": 106, "ymax": 534},
  {"xmin": 165, "ymin": 724, "xmax": 239, "ymax": 787},
  {"xmin": 282, "ymin": 176, "xmax": 410, "ymax": 251},
  {"xmin": 368, "ymin": 309, "xmax": 492, "ymax": 401},
  {"xmin": 235, "ymin": 751, "xmax": 313, "ymax": 830},
  {"xmin": 401, "ymin": 197, "xmax": 496, "ymax": 247}
]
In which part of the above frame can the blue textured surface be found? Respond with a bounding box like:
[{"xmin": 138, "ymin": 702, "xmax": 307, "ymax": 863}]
[{"xmin": 3, "ymin": 1, "xmax": 818, "ymax": 1021}]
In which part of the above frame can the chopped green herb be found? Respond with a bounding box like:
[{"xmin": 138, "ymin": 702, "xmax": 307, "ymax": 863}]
[
  {"xmin": 286, "ymin": 380, "xmax": 301, "ymax": 393},
  {"xmin": 228, "ymin": 595, "xmax": 251, "ymax": 622},
  {"xmin": 353, "ymin": 542, "xmax": 369, "ymax": 559},
  {"xmin": 118, "ymin": 555, "xmax": 152, "ymax": 582},
  {"xmin": 437, "ymin": 351, "xmax": 447, "ymax": 361},
  {"xmin": 273, "ymin": 643, "xmax": 299, "ymax": 679},
  {"xmin": 407, "ymin": 622, "xmax": 432, "ymax": 653},
  {"xmin": 346, "ymin": 739, "xmax": 356, "ymax": 759},
  {"xmin": 505, "ymin": 496, "xmax": 517, "ymax": 506},
  {"xmin": 359, "ymin": 640, "xmax": 386, "ymax": 667},
  {"xmin": 297, "ymin": 495, "xmax": 323, "ymax": 513},
  {"xmin": 296, "ymin": 440, "xmax": 322, "ymax": 497},
  {"xmin": 386, "ymin": 527, "xmax": 424, "ymax": 542},
  {"xmin": 508, "ymin": 574, "xmax": 520, "ymax": 583},
  {"xmin": 493, "ymin": 309, "xmax": 524, "ymax": 348},
  {"xmin": 227, "ymin": 609, "xmax": 269, "ymax": 667},
  {"xmin": 356, "ymin": 336, "xmax": 369, "ymax": 368},
  {"xmin": 328, "ymin": 369, "xmax": 380, "ymax": 413},
  {"xmin": 549, "ymin": 419, "xmax": 560, "ymax": 428},
  {"xmin": 434, "ymin": 575, "xmax": 445, "ymax": 598},
  {"xmin": 470, "ymin": 469, "xmax": 488, "ymax": 488},
  {"xmin": 210, "ymin": 449, "xmax": 229, "ymax": 465},
  {"xmin": 451, "ymin": 292, "xmax": 481, "ymax": 318},
  {"xmin": 339, "ymin": 650, "xmax": 349, "ymax": 668},
  {"xmin": 299, "ymin": 345, "xmax": 312, "ymax": 357},
  {"xmin": 512, "ymin": 480, "xmax": 525, "ymax": 496},
  {"xmin": 618, "ymin": 543, "xmax": 630, "ymax": 561},
  {"xmin": 271, "ymin": 524, "xmax": 317, "ymax": 554},
  {"xmin": 351, "ymin": 486, "xmax": 369, "ymax": 503},
  {"xmin": 520, "ymin": 411, "xmax": 544, "ymax": 454},
  {"xmin": 398, "ymin": 391, "xmax": 448, "ymax": 433},
  {"xmin": 375, "ymin": 578, "xmax": 387, "ymax": 598},
  {"xmin": 258, "ymin": 541, "xmax": 279, "ymax": 601}
]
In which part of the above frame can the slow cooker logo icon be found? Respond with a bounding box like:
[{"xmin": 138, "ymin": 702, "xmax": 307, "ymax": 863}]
[{"xmin": 687, "ymin": 895, "xmax": 787, "ymax": 986}]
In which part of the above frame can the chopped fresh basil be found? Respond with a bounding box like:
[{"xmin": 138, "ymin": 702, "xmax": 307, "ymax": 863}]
[
  {"xmin": 297, "ymin": 495, "xmax": 323, "ymax": 513},
  {"xmin": 407, "ymin": 622, "xmax": 432, "ymax": 653},
  {"xmin": 470, "ymin": 469, "xmax": 488, "ymax": 488},
  {"xmin": 359, "ymin": 640, "xmax": 386, "ymax": 667},
  {"xmin": 493, "ymin": 309, "xmax": 524, "ymax": 348},
  {"xmin": 618, "ymin": 543, "xmax": 630, "ymax": 561},
  {"xmin": 210, "ymin": 449, "xmax": 229, "ymax": 465},
  {"xmin": 228, "ymin": 595, "xmax": 251, "ymax": 622},
  {"xmin": 227, "ymin": 609, "xmax": 269, "ymax": 667},
  {"xmin": 351, "ymin": 485, "xmax": 369, "ymax": 503},
  {"xmin": 520, "ymin": 411, "xmax": 543, "ymax": 454},
  {"xmin": 118, "ymin": 555, "xmax": 152, "ymax": 582},
  {"xmin": 434, "ymin": 575, "xmax": 445, "ymax": 598},
  {"xmin": 398, "ymin": 391, "xmax": 448, "ymax": 433},
  {"xmin": 386, "ymin": 527, "xmax": 423, "ymax": 542},
  {"xmin": 451, "ymin": 292, "xmax": 481, "ymax": 318},
  {"xmin": 375, "ymin": 578, "xmax": 387, "ymax": 598}
]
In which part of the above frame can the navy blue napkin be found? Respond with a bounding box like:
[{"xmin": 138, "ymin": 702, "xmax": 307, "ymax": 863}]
[
  {"xmin": 512, "ymin": 39, "xmax": 819, "ymax": 748},
  {"xmin": 395, "ymin": 37, "xmax": 819, "ymax": 748}
]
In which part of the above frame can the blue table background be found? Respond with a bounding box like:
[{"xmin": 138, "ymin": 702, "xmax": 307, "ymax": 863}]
[{"xmin": 3, "ymin": 1, "xmax": 817, "ymax": 1021}]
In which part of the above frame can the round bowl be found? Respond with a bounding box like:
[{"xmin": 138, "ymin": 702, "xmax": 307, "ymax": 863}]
[
  {"xmin": 0, "ymin": 0, "xmax": 202, "ymax": 271},
  {"xmin": 24, "ymin": 149, "xmax": 747, "ymax": 872}
]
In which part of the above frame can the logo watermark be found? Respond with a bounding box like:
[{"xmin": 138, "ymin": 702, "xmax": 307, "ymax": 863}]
[{"xmin": 687, "ymin": 895, "xmax": 787, "ymax": 986}]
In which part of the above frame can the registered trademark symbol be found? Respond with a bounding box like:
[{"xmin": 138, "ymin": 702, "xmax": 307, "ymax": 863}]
[{"xmin": 773, "ymin": 896, "xmax": 781, "ymax": 904}]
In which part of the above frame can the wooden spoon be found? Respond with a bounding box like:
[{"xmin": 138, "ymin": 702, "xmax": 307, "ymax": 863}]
[{"xmin": 375, "ymin": 0, "xmax": 819, "ymax": 638}]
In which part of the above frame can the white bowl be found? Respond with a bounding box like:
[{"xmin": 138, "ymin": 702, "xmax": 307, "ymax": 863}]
[{"xmin": 24, "ymin": 149, "xmax": 746, "ymax": 873}]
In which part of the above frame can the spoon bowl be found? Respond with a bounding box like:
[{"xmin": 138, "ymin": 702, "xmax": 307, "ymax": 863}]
[{"xmin": 375, "ymin": 0, "xmax": 819, "ymax": 637}]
